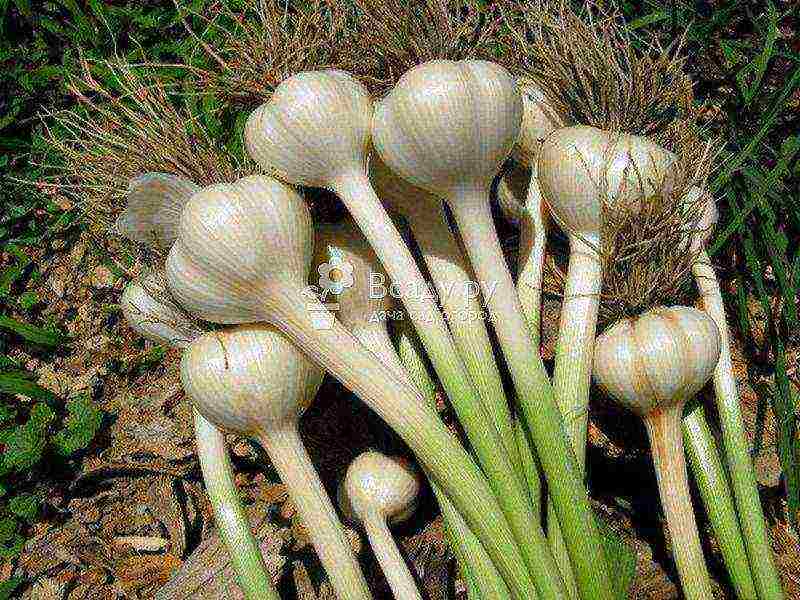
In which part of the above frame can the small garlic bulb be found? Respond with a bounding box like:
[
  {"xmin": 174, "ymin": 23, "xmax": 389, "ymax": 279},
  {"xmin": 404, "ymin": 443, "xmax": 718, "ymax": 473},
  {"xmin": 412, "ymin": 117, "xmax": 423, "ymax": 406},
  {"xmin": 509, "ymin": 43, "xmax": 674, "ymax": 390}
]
[
  {"xmin": 121, "ymin": 272, "xmax": 202, "ymax": 349},
  {"xmin": 181, "ymin": 325, "xmax": 324, "ymax": 435},
  {"xmin": 593, "ymin": 306, "xmax": 721, "ymax": 417},
  {"xmin": 245, "ymin": 70, "xmax": 372, "ymax": 188},
  {"xmin": 116, "ymin": 173, "xmax": 199, "ymax": 249},
  {"xmin": 166, "ymin": 175, "xmax": 313, "ymax": 324},
  {"xmin": 537, "ymin": 126, "xmax": 676, "ymax": 239},
  {"xmin": 339, "ymin": 451, "xmax": 421, "ymax": 526},
  {"xmin": 513, "ymin": 78, "xmax": 564, "ymax": 168},
  {"xmin": 373, "ymin": 59, "xmax": 522, "ymax": 197}
]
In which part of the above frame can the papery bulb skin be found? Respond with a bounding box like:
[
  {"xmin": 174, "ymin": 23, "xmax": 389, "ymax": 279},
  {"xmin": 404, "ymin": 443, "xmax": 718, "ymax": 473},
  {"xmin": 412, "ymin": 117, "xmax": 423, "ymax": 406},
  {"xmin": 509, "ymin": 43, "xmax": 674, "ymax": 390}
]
[
  {"xmin": 245, "ymin": 71, "xmax": 373, "ymax": 188},
  {"xmin": 339, "ymin": 451, "xmax": 421, "ymax": 525},
  {"xmin": 116, "ymin": 173, "xmax": 200, "ymax": 249},
  {"xmin": 537, "ymin": 126, "xmax": 676, "ymax": 239},
  {"xmin": 593, "ymin": 306, "xmax": 721, "ymax": 417},
  {"xmin": 121, "ymin": 272, "xmax": 202, "ymax": 348},
  {"xmin": 181, "ymin": 325, "xmax": 324, "ymax": 435},
  {"xmin": 513, "ymin": 79, "xmax": 564, "ymax": 168},
  {"xmin": 373, "ymin": 60, "xmax": 523, "ymax": 198},
  {"xmin": 165, "ymin": 175, "xmax": 313, "ymax": 324},
  {"xmin": 313, "ymin": 220, "xmax": 394, "ymax": 330}
]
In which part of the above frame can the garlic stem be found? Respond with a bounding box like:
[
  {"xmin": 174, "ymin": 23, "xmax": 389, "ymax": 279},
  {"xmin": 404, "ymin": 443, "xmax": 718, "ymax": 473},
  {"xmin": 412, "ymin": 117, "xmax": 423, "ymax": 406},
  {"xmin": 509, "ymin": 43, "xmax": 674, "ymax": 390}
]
[
  {"xmin": 683, "ymin": 403, "xmax": 757, "ymax": 599},
  {"xmin": 644, "ymin": 405, "xmax": 714, "ymax": 600},
  {"xmin": 693, "ymin": 251, "xmax": 784, "ymax": 599},
  {"xmin": 363, "ymin": 517, "xmax": 423, "ymax": 600},
  {"xmin": 552, "ymin": 235, "xmax": 601, "ymax": 471},
  {"xmin": 256, "ymin": 427, "xmax": 369, "ymax": 600},
  {"xmin": 515, "ymin": 419, "xmax": 542, "ymax": 521},
  {"xmin": 396, "ymin": 322, "xmax": 512, "ymax": 600},
  {"xmin": 516, "ymin": 165, "xmax": 547, "ymax": 346},
  {"xmin": 403, "ymin": 199, "xmax": 520, "ymax": 476},
  {"xmin": 194, "ymin": 411, "xmax": 278, "ymax": 600},
  {"xmin": 546, "ymin": 233, "xmax": 601, "ymax": 596},
  {"xmin": 450, "ymin": 196, "xmax": 612, "ymax": 600},
  {"xmin": 332, "ymin": 174, "xmax": 564, "ymax": 598},
  {"xmin": 266, "ymin": 286, "xmax": 538, "ymax": 599}
]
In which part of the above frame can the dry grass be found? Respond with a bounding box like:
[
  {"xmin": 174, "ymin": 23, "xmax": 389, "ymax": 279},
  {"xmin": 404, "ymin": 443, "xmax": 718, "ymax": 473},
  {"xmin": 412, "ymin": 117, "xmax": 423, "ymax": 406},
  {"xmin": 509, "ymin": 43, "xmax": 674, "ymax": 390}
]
[
  {"xmin": 177, "ymin": 0, "xmax": 356, "ymax": 107},
  {"xmin": 349, "ymin": 0, "xmax": 506, "ymax": 94},
  {"xmin": 499, "ymin": 0, "xmax": 695, "ymax": 139},
  {"xmin": 36, "ymin": 58, "xmax": 253, "ymax": 234}
]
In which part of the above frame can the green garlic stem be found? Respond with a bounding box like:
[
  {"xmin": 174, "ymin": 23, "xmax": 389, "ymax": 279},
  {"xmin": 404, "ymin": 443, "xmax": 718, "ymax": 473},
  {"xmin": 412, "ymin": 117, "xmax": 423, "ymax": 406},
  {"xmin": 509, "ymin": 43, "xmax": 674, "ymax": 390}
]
[
  {"xmin": 693, "ymin": 252, "xmax": 784, "ymax": 599},
  {"xmin": 451, "ymin": 196, "xmax": 613, "ymax": 600},
  {"xmin": 546, "ymin": 233, "xmax": 602, "ymax": 596},
  {"xmin": 333, "ymin": 174, "xmax": 563, "ymax": 598},
  {"xmin": 364, "ymin": 516, "xmax": 423, "ymax": 600},
  {"xmin": 683, "ymin": 403, "xmax": 758, "ymax": 599},
  {"xmin": 516, "ymin": 164, "xmax": 547, "ymax": 347},
  {"xmin": 404, "ymin": 200, "xmax": 521, "ymax": 481},
  {"xmin": 193, "ymin": 411, "xmax": 278, "ymax": 600},
  {"xmin": 396, "ymin": 322, "xmax": 513, "ymax": 600}
]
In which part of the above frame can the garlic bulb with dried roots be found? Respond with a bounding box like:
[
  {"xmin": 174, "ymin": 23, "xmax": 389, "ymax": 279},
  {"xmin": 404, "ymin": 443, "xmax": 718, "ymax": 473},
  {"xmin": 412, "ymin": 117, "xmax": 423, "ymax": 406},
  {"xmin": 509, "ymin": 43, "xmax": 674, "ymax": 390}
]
[
  {"xmin": 339, "ymin": 452, "xmax": 423, "ymax": 600},
  {"xmin": 120, "ymin": 273, "xmax": 275, "ymax": 600},
  {"xmin": 181, "ymin": 324, "xmax": 371, "ymax": 600},
  {"xmin": 164, "ymin": 174, "xmax": 538, "ymax": 598},
  {"xmin": 373, "ymin": 58, "xmax": 610, "ymax": 600},
  {"xmin": 593, "ymin": 306, "xmax": 720, "ymax": 600},
  {"xmin": 688, "ymin": 190, "xmax": 784, "ymax": 598},
  {"xmin": 243, "ymin": 73, "xmax": 517, "ymax": 558}
]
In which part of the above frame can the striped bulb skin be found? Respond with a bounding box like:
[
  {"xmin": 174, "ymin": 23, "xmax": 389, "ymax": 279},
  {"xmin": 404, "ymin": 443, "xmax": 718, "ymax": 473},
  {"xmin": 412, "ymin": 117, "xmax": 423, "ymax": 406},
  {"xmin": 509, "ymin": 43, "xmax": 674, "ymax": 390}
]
[{"xmin": 593, "ymin": 306, "xmax": 721, "ymax": 416}]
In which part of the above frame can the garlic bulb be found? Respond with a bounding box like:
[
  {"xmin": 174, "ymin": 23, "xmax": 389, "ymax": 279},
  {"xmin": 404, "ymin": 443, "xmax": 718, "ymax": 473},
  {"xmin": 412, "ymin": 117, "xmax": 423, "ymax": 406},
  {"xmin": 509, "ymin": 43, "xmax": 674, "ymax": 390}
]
[
  {"xmin": 373, "ymin": 60, "xmax": 521, "ymax": 196},
  {"xmin": 245, "ymin": 70, "xmax": 371, "ymax": 188},
  {"xmin": 593, "ymin": 306, "xmax": 721, "ymax": 416},
  {"xmin": 538, "ymin": 126, "xmax": 675, "ymax": 241},
  {"xmin": 339, "ymin": 452, "xmax": 423, "ymax": 600},
  {"xmin": 593, "ymin": 306, "xmax": 719, "ymax": 600},
  {"xmin": 181, "ymin": 324, "xmax": 372, "ymax": 600},
  {"xmin": 166, "ymin": 175, "xmax": 313, "ymax": 324},
  {"xmin": 116, "ymin": 173, "xmax": 199, "ymax": 249}
]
